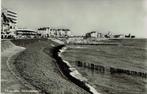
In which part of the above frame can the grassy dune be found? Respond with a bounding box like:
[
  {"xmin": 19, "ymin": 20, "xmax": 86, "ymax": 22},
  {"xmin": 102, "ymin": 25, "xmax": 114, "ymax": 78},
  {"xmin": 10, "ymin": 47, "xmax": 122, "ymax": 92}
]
[{"xmin": 12, "ymin": 39, "xmax": 89, "ymax": 94}]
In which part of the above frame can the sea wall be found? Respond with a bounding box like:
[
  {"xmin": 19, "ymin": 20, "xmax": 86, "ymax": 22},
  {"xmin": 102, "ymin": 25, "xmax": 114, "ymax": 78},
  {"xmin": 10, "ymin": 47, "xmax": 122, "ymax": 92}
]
[
  {"xmin": 67, "ymin": 42, "xmax": 119, "ymax": 45},
  {"xmin": 66, "ymin": 38, "xmax": 121, "ymax": 45}
]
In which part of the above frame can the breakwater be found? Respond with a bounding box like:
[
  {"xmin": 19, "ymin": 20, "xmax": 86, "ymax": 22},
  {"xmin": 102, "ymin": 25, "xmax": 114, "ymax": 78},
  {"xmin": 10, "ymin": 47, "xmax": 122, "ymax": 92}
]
[
  {"xmin": 52, "ymin": 45, "xmax": 100, "ymax": 94},
  {"xmin": 76, "ymin": 61, "xmax": 147, "ymax": 78},
  {"xmin": 67, "ymin": 42, "xmax": 119, "ymax": 45}
]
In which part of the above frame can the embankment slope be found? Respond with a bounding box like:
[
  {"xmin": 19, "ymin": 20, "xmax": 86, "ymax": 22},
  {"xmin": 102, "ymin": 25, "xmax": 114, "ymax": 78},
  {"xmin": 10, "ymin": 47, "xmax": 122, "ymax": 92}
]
[
  {"xmin": 11, "ymin": 39, "xmax": 90, "ymax": 94},
  {"xmin": 1, "ymin": 40, "xmax": 38, "ymax": 94}
]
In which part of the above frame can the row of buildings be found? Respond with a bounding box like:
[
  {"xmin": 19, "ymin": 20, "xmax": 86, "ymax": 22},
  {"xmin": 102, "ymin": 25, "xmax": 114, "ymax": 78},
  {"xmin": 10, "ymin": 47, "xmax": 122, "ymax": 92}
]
[
  {"xmin": 1, "ymin": 8, "xmax": 72, "ymax": 39},
  {"xmin": 84, "ymin": 31, "xmax": 135, "ymax": 39},
  {"xmin": 37, "ymin": 27, "xmax": 71, "ymax": 38},
  {"xmin": 14, "ymin": 27, "xmax": 71, "ymax": 39}
]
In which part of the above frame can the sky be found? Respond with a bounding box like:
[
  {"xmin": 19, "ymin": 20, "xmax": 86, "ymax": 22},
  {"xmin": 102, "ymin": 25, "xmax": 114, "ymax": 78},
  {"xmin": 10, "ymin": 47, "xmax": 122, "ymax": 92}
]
[{"xmin": 2, "ymin": 0, "xmax": 147, "ymax": 38}]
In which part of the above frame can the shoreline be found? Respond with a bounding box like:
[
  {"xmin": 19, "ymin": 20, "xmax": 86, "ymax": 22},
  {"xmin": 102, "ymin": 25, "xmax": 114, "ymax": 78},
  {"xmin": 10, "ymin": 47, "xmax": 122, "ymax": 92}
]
[{"xmin": 51, "ymin": 45, "xmax": 100, "ymax": 94}]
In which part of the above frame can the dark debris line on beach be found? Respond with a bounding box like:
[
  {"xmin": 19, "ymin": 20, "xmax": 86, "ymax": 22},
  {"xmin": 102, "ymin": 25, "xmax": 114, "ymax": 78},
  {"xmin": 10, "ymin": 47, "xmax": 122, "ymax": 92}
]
[{"xmin": 51, "ymin": 45, "xmax": 96, "ymax": 94}]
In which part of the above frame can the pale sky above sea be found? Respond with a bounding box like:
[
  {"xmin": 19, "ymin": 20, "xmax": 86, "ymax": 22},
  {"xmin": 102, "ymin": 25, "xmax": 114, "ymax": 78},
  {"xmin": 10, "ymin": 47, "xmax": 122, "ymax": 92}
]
[{"xmin": 2, "ymin": 0, "xmax": 147, "ymax": 38}]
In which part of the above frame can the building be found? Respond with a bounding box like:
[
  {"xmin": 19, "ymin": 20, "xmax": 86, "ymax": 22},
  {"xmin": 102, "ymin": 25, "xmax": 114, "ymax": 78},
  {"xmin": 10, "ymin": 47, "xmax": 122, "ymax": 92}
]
[
  {"xmin": 37, "ymin": 27, "xmax": 71, "ymax": 38},
  {"xmin": 84, "ymin": 31, "xmax": 105, "ymax": 39},
  {"xmin": 112, "ymin": 34, "xmax": 125, "ymax": 38},
  {"xmin": 15, "ymin": 29, "xmax": 38, "ymax": 39},
  {"xmin": 1, "ymin": 8, "xmax": 17, "ymax": 38}
]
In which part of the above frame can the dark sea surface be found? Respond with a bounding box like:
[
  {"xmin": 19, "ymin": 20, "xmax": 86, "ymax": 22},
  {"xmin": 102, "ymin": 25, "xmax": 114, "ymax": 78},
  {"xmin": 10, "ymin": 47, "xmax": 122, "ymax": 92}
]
[{"xmin": 62, "ymin": 39, "xmax": 147, "ymax": 94}]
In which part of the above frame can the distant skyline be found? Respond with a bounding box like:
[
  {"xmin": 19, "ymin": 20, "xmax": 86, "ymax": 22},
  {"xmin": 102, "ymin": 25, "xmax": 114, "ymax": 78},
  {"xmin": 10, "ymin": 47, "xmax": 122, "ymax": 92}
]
[{"xmin": 2, "ymin": 0, "xmax": 147, "ymax": 38}]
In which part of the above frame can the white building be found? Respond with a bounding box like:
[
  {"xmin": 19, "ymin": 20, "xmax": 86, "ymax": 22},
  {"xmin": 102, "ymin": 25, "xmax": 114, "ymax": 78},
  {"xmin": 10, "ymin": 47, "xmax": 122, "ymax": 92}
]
[
  {"xmin": 37, "ymin": 27, "xmax": 71, "ymax": 38},
  {"xmin": 85, "ymin": 31, "xmax": 105, "ymax": 38},
  {"xmin": 1, "ymin": 8, "xmax": 17, "ymax": 38}
]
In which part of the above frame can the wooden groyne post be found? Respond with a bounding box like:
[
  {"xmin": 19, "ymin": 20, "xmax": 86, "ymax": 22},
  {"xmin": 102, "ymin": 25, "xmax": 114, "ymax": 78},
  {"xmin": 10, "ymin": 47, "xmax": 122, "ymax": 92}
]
[{"xmin": 76, "ymin": 61, "xmax": 147, "ymax": 78}]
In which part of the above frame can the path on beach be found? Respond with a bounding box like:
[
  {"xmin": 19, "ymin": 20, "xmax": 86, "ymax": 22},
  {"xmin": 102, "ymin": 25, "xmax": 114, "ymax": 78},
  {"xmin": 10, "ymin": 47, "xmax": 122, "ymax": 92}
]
[{"xmin": 1, "ymin": 46, "xmax": 39, "ymax": 94}]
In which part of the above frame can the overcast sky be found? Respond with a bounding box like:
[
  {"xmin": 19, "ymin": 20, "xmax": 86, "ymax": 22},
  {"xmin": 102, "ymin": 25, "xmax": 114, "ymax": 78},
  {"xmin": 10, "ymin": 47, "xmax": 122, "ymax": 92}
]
[{"xmin": 2, "ymin": 0, "xmax": 147, "ymax": 37}]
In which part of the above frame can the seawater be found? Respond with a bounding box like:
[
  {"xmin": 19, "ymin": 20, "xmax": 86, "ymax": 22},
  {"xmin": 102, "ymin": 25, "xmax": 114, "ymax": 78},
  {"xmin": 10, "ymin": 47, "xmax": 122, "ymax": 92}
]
[{"xmin": 61, "ymin": 39, "xmax": 147, "ymax": 94}]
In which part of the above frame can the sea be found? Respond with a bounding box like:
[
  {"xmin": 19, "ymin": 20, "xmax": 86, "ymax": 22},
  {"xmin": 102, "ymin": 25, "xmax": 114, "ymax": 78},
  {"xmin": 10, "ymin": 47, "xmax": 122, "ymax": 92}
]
[{"xmin": 61, "ymin": 39, "xmax": 147, "ymax": 94}]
